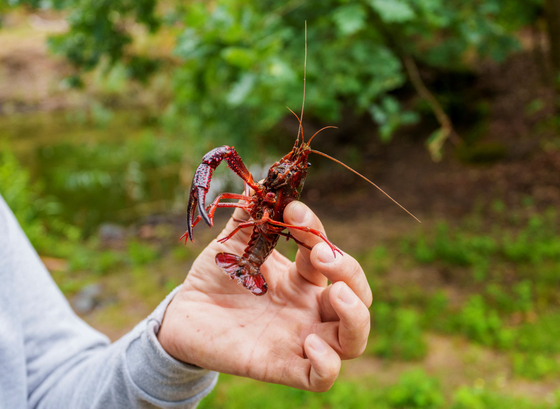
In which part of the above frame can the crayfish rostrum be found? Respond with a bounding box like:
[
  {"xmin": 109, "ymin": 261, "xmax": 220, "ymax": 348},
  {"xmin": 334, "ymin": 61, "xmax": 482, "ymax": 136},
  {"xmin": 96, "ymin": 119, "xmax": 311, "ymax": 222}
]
[{"xmin": 180, "ymin": 111, "xmax": 420, "ymax": 296}]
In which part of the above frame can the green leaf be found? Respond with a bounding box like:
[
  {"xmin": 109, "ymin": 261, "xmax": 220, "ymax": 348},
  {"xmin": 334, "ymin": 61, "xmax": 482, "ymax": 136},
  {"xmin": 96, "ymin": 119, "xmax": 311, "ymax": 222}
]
[
  {"xmin": 332, "ymin": 4, "xmax": 367, "ymax": 36},
  {"xmin": 226, "ymin": 73, "xmax": 256, "ymax": 106},
  {"xmin": 173, "ymin": 29, "xmax": 200, "ymax": 59},
  {"xmin": 369, "ymin": 0, "xmax": 416, "ymax": 23},
  {"xmin": 401, "ymin": 111, "xmax": 420, "ymax": 125},
  {"xmin": 221, "ymin": 47, "xmax": 257, "ymax": 69}
]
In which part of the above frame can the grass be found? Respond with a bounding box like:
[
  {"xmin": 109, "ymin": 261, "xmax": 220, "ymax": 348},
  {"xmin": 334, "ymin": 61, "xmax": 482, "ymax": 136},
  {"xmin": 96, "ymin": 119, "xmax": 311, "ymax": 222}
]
[{"xmin": 198, "ymin": 371, "xmax": 558, "ymax": 409}]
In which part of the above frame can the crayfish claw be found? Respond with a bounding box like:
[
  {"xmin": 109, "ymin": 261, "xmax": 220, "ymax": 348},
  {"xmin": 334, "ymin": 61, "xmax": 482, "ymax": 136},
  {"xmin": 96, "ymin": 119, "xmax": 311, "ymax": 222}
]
[
  {"xmin": 197, "ymin": 187, "xmax": 212, "ymax": 227},
  {"xmin": 186, "ymin": 187, "xmax": 198, "ymax": 241}
]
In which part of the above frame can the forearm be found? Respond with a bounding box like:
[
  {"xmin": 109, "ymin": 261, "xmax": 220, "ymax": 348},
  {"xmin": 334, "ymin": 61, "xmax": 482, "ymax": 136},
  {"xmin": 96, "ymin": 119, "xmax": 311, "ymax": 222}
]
[
  {"xmin": 35, "ymin": 288, "xmax": 218, "ymax": 409},
  {"xmin": 0, "ymin": 195, "xmax": 217, "ymax": 408}
]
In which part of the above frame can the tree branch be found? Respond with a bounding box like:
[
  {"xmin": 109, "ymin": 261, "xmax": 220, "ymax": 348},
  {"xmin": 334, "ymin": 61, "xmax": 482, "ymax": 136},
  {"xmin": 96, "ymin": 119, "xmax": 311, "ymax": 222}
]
[{"xmin": 402, "ymin": 54, "xmax": 460, "ymax": 161}]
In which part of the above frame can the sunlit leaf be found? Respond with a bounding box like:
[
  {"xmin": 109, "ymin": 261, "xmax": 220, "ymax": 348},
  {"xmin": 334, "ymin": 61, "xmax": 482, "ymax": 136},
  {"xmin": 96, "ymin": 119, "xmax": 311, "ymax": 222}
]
[
  {"xmin": 332, "ymin": 4, "xmax": 367, "ymax": 35},
  {"xmin": 368, "ymin": 0, "xmax": 416, "ymax": 23},
  {"xmin": 226, "ymin": 73, "xmax": 256, "ymax": 106},
  {"xmin": 221, "ymin": 47, "xmax": 256, "ymax": 69}
]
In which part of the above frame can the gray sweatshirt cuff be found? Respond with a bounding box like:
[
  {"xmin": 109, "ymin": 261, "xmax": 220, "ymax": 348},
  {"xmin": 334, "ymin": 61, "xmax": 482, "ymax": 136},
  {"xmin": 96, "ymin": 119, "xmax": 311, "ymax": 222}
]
[{"xmin": 125, "ymin": 286, "xmax": 218, "ymax": 406}]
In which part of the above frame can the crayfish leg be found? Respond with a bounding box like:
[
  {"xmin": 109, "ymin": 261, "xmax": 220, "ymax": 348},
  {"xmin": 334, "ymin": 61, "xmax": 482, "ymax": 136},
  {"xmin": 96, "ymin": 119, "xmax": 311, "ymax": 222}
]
[
  {"xmin": 278, "ymin": 231, "xmax": 312, "ymax": 250},
  {"xmin": 266, "ymin": 219, "xmax": 343, "ymax": 257},
  {"xmin": 217, "ymin": 220, "xmax": 256, "ymax": 244}
]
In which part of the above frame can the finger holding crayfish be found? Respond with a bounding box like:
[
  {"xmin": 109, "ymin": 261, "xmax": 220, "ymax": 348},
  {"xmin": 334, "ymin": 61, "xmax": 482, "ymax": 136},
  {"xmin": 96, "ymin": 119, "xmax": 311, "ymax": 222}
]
[{"xmin": 284, "ymin": 201, "xmax": 373, "ymax": 309}]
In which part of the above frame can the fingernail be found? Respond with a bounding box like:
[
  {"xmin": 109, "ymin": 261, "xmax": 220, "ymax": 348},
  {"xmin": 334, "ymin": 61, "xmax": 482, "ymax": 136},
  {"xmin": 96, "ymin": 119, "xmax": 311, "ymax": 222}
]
[
  {"xmin": 290, "ymin": 202, "xmax": 308, "ymax": 224},
  {"xmin": 317, "ymin": 243, "xmax": 335, "ymax": 264},
  {"xmin": 309, "ymin": 334, "xmax": 326, "ymax": 353},
  {"xmin": 338, "ymin": 284, "xmax": 356, "ymax": 305}
]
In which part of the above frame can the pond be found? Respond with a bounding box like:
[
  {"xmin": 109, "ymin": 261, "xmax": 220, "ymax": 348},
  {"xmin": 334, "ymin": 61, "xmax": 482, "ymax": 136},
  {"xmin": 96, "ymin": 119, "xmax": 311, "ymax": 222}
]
[{"xmin": 2, "ymin": 110, "xmax": 188, "ymax": 235}]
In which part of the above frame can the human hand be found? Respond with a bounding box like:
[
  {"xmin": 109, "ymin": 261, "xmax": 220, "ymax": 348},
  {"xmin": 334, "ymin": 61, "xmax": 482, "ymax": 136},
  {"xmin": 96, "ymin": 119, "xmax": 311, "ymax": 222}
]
[{"xmin": 158, "ymin": 201, "xmax": 372, "ymax": 392}]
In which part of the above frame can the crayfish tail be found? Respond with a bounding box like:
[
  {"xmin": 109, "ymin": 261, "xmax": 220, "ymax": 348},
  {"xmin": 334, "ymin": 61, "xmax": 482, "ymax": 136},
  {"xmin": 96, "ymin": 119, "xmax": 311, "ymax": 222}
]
[{"xmin": 215, "ymin": 252, "xmax": 268, "ymax": 296}]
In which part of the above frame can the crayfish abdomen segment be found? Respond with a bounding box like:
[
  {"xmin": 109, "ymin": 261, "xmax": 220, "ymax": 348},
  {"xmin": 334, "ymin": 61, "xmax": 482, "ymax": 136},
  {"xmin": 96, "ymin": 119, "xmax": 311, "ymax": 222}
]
[{"xmin": 215, "ymin": 252, "xmax": 268, "ymax": 296}]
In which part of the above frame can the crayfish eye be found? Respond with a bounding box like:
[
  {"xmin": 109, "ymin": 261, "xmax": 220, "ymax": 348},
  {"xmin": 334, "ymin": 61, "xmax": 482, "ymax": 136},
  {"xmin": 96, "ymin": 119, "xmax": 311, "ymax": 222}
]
[
  {"xmin": 307, "ymin": 162, "xmax": 311, "ymax": 167},
  {"xmin": 265, "ymin": 192, "xmax": 276, "ymax": 202}
]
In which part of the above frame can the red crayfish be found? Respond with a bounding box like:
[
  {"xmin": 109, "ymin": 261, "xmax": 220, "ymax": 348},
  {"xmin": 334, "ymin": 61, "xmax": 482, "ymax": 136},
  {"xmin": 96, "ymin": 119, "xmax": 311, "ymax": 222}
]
[{"xmin": 180, "ymin": 111, "xmax": 420, "ymax": 296}]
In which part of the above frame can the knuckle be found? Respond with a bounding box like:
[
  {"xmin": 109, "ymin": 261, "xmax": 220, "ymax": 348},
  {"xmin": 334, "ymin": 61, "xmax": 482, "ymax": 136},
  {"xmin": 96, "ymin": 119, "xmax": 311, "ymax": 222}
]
[
  {"xmin": 310, "ymin": 370, "xmax": 337, "ymax": 392},
  {"xmin": 340, "ymin": 339, "xmax": 368, "ymax": 360}
]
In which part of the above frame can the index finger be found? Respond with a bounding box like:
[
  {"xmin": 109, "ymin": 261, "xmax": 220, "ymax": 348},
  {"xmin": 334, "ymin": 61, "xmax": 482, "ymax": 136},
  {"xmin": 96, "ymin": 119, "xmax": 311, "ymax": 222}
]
[
  {"xmin": 312, "ymin": 243, "xmax": 372, "ymax": 309},
  {"xmin": 284, "ymin": 201, "xmax": 334, "ymax": 287}
]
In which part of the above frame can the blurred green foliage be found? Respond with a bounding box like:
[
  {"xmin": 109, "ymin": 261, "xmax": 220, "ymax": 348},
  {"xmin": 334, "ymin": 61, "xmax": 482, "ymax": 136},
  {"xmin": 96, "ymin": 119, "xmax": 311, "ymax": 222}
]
[
  {"xmin": 388, "ymin": 369, "xmax": 444, "ymax": 409},
  {"xmin": 0, "ymin": 146, "xmax": 80, "ymax": 251},
  {"xmin": 198, "ymin": 372, "xmax": 557, "ymax": 408},
  {"xmin": 450, "ymin": 385, "xmax": 550, "ymax": 409},
  {"xmin": 370, "ymin": 302, "xmax": 427, "ymax": 360},
  {"xmin": 353, "ymin": 208, "xmax": 560, "ymax": 384},
  {"xmin": 6, "ymin": 0, "xmax": 543, "ymax": 150},
  {"xmin": 512, "ymin": 352, "xmax": 560, "ymax": 380},
  {"xmin": 36, "ymin": 131, "xmax": 185, "ymax": 234},
  {"xmin": 128, "ymin": 240, "xmax": 159, "ymax": 266},
  {"xmin": 456, "ymin": 295, "xmax": 515, "ymax": 349},
  {"xmin": 9, "ymin": 0, "xmax": 160, "ymax": 85},
  {"xmin": 411, "ymin": 212, "xmax": 560, "ymax": 283},
  {"xmin": 0, "ymin": 144, "xmax": 169, "ymax": 275}
]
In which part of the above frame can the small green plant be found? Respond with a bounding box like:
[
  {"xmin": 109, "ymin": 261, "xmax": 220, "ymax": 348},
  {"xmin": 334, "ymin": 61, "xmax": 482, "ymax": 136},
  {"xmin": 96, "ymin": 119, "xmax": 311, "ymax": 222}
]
[
  {"xmin": 516, "ymin": 312, "xmax": 560, "ymax": 355},
  {"xmin": 0, "ymin": 147, "xmax": 79, "ymax": 253},
  {"xmin": 512, "ymin": 280, "xmax": 533, "ymax": 314},
  {"xmin": 512, "ymin": 353, "xmax": 560, "ymax": 380},
  {"xmin": 451, "ymin": 386, "xmax": 486, "ymax": 409},
  {"xmin": 128, "ymin": 241, "xmax": 159, "ymax": 266},
  {"xmin": 363, "ymin": 246, "xmax": 391, "ymax": 275},
  {"xmin": 371, "ymin": 303, "xmax": 427, "ymax": 360},
  {"xmin": 412, "ymin": 223, "xmax": 496, "ymax": 269},
  {"xmin": 502, "ymin": 214, "xmax": 560, "ymax": 265},
  {"xmin": 387, "ymin": 369, "xmax": 444, "ymax": 409},
  {"xmin": 451, "ymin": 386, "xmax": 547, "ymax": 409},
  {"xmin": 553, "ymin": 389, "xmax": 560, "ymax": 409},
  {"xmin": 414, "ymin": 236, "xmax": 436, "ymax": 264},
  {"xmin": 94, "ymin": 250, "xmax": 123, "ymax": 275},
  {"xmin": 423, "ymin": 291, "xmax": 449, "ymax": 331},
  {"xmin": 457, "ymin": 295, "xmax": 514, "ymax": 349},
  {"xmin": 484, "ymin": 281, "xmax": 534, "ymax": 315}
]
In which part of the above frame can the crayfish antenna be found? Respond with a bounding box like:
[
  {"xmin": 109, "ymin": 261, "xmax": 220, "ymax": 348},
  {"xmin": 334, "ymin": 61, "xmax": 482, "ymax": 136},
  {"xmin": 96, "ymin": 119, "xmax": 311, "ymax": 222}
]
[
  {"xmin": 287, "ymin": 107, "xmax": 305, "ymax": 143},
  {"xmin": 307, "ymin": 126, "xmax": 338, "ymax": 146},
  {"xmin": 310, "ymin": 149, "xmax": 421, "ymax": 223},
  {"xmin": 296, "ymin": 21, "xmax": 308, "ymax": 146}
]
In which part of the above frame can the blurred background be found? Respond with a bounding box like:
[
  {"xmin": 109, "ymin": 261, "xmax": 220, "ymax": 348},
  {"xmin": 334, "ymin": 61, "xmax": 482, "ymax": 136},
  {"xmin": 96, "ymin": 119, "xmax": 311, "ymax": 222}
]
[{"xmin": 2, "ymin": 0, "xmax": 560, "ymax": 407}]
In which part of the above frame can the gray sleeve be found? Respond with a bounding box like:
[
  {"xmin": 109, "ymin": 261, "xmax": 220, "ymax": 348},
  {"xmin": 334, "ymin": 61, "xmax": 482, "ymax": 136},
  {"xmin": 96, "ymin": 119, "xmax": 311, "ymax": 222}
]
[{"xmin": 0, "ymin": 195, "xmax": 217, "ymax": 408}]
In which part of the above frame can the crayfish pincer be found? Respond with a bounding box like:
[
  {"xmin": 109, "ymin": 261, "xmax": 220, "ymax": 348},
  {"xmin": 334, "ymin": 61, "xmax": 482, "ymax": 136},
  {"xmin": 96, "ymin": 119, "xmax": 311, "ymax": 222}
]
[{"xmin": 180, "ymin": 111, "xmax": 420, "ymax": 296}]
